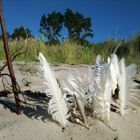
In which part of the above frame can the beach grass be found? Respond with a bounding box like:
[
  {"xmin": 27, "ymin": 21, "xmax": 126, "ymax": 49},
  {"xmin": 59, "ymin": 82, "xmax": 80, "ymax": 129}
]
[{"xmin": 0, "ymin": 35, "xmax": 139, "ymax": 70}]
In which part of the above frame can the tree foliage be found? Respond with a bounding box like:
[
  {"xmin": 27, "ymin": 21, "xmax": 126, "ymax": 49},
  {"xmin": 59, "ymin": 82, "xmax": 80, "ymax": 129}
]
[
  {"xmin": 39, "ymin": 9, "xmax": 94, "ymax": 45},
  {"xmin": 64, "ymin": 9, "xmax": 93, "ymax": 45},
  {"xmin": 11, "ymin": 26, "xmax": 34, "ymax": 40},
  {"xmin": 40, "ymin": 11, "xmax": 63, "ymax": 44}
]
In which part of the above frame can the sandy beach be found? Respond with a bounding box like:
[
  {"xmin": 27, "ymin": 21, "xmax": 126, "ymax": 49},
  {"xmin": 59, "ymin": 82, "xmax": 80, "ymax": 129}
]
[{"xmin": 0, "ymin": 62, "xmax": 140, "ymax": 140}]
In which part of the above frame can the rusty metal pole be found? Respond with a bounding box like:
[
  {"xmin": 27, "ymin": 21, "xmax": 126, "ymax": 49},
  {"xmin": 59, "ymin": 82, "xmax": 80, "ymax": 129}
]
[{"xmin": 0, "ymin": 0, "xmax": 21, "ymax": 114}]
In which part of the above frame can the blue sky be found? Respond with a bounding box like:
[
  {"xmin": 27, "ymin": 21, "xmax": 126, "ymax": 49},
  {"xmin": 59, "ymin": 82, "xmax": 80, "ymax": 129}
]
[{"xmin": 2, "ymin": 0, "xmax": 140, "ymax": 42}]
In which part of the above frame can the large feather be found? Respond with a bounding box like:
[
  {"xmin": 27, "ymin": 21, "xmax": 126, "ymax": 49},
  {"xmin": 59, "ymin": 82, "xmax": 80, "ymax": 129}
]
[
  {"xmin": 114, "ymin": 59, "xmax": 138, "ymax": 116},
  {"xmin": 91, "ymin": 55, "xmax": 113, "ymax": 120},
  {"xmin": 109, "ymin": 54, "xmax": 120, "ymax": 94},
  {"xmin": 64, "ymin": 73, "xmax": 88, "ymax": 127},
  {"xmin": 103, "ymin": 70, "xmax": 112, "ymax": 120},
  {"xmin": 38, "ymin": 52, "xmax": 69, "ymax": 127},
  {"xmin": 90, "ymin": 53, "xmax": 138, "ymax": 118},
  {"xmin": 118, "ymin": 58, "xmax": 126, "ymax": 116}
]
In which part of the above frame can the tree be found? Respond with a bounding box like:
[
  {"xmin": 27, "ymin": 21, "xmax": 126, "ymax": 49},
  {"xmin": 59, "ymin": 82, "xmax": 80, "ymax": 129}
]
[
  {"xmin": 11, "ymin": 26, "xmax": 34, "ymax": 40},
  {"xmin": 64, "ymin": 9, "xmax": 94, "ymax": 45},
  {"xmin": 40, "ymin": 11, "xmax": 63, "ymax": 44},
  {"xmin": 39, "ymin": 9, "xmax": 94, "ymax": 45}
]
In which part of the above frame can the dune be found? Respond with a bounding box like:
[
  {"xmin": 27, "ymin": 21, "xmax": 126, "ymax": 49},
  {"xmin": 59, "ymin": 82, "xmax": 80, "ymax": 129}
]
[{"xmin": 0, "ymin": 62, "xmax": 140, "ymax": 140}]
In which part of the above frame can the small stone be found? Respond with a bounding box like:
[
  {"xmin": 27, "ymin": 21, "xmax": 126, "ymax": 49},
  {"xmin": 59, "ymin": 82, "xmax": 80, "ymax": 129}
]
[{"xmin": 62, "ymin": 127, "xmax": 65, "ymax": 132}]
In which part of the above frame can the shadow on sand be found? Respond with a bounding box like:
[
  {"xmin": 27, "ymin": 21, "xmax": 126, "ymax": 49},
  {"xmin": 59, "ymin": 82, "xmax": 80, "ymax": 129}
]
[{"xmin": 0, "ymin": 90, "xmax": 53, "ymax": 123}]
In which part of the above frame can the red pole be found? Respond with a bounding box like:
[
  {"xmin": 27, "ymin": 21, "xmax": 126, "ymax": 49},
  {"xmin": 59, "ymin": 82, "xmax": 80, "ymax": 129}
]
[{"xmin": 0, "ymin": 0, "xmax": 21, "ymax": 114}]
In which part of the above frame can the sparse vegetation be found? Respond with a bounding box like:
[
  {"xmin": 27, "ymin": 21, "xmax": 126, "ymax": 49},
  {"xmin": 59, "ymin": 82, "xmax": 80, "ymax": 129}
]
[{"xmin": 0, "ymin": 34, "xmax": 140, "ymax": 70}]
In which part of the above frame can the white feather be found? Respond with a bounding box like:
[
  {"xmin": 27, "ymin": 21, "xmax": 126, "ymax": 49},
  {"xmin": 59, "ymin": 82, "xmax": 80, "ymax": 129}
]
[
  {"xmin": 109, "ymin": 54, "xmax": 120, "ymax": 94},
  {"xmin": 96, "ymin": 54, "xmax": 104, "ymax": 65},
  {"xmin": 91, "ymin": 55, "xmax": 113, "ymax": 120},
  {"xmin": 118, "ymin": 58, "xmax": 126, "ymax": 116},
  {"xmin": 103, "ymin": 71, "xmax": 112, "ymax": 120},
  {"xmin": 64, "ymin": 73, "xmax": 88, "ymax": 127},
  {"xmin": 114, "ymin": 59, "xmax": 138, "ymax": 116},
  {"xmin": 38, "ymin": 52, "xmax": 69, "ymax": 127}
]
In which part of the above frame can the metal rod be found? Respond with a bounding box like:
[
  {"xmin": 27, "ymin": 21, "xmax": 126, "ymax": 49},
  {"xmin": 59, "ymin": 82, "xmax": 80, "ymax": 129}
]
[{"xmin": 0, "ymin": 0, "xmax": 21, "ymax": 114}]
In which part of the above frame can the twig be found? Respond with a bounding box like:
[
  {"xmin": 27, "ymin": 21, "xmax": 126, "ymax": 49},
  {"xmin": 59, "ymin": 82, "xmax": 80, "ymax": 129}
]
[
  {"xmin": 95, "ymin": 115, "xmax": 117, "ymax": 131},
  {"xmin": 0, "ymin": 47, "xmax": 26, "ymax": 72}
]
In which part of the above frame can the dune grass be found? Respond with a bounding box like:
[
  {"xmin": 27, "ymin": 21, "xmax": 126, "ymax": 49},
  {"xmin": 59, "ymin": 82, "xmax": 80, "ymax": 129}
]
[
  {"xmin": 0, "ymin": 39, "xmax": 96, "ymax": 64},
  {"xmin": 0, "ymin": 35, "xmax": 140, "ymax": 70}
]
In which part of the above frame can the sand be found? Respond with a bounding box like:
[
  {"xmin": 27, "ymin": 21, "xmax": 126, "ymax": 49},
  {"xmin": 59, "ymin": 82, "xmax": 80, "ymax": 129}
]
[{"xmin": 0, "ymin": 62, "xmax": 140, "ymax": 140}]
